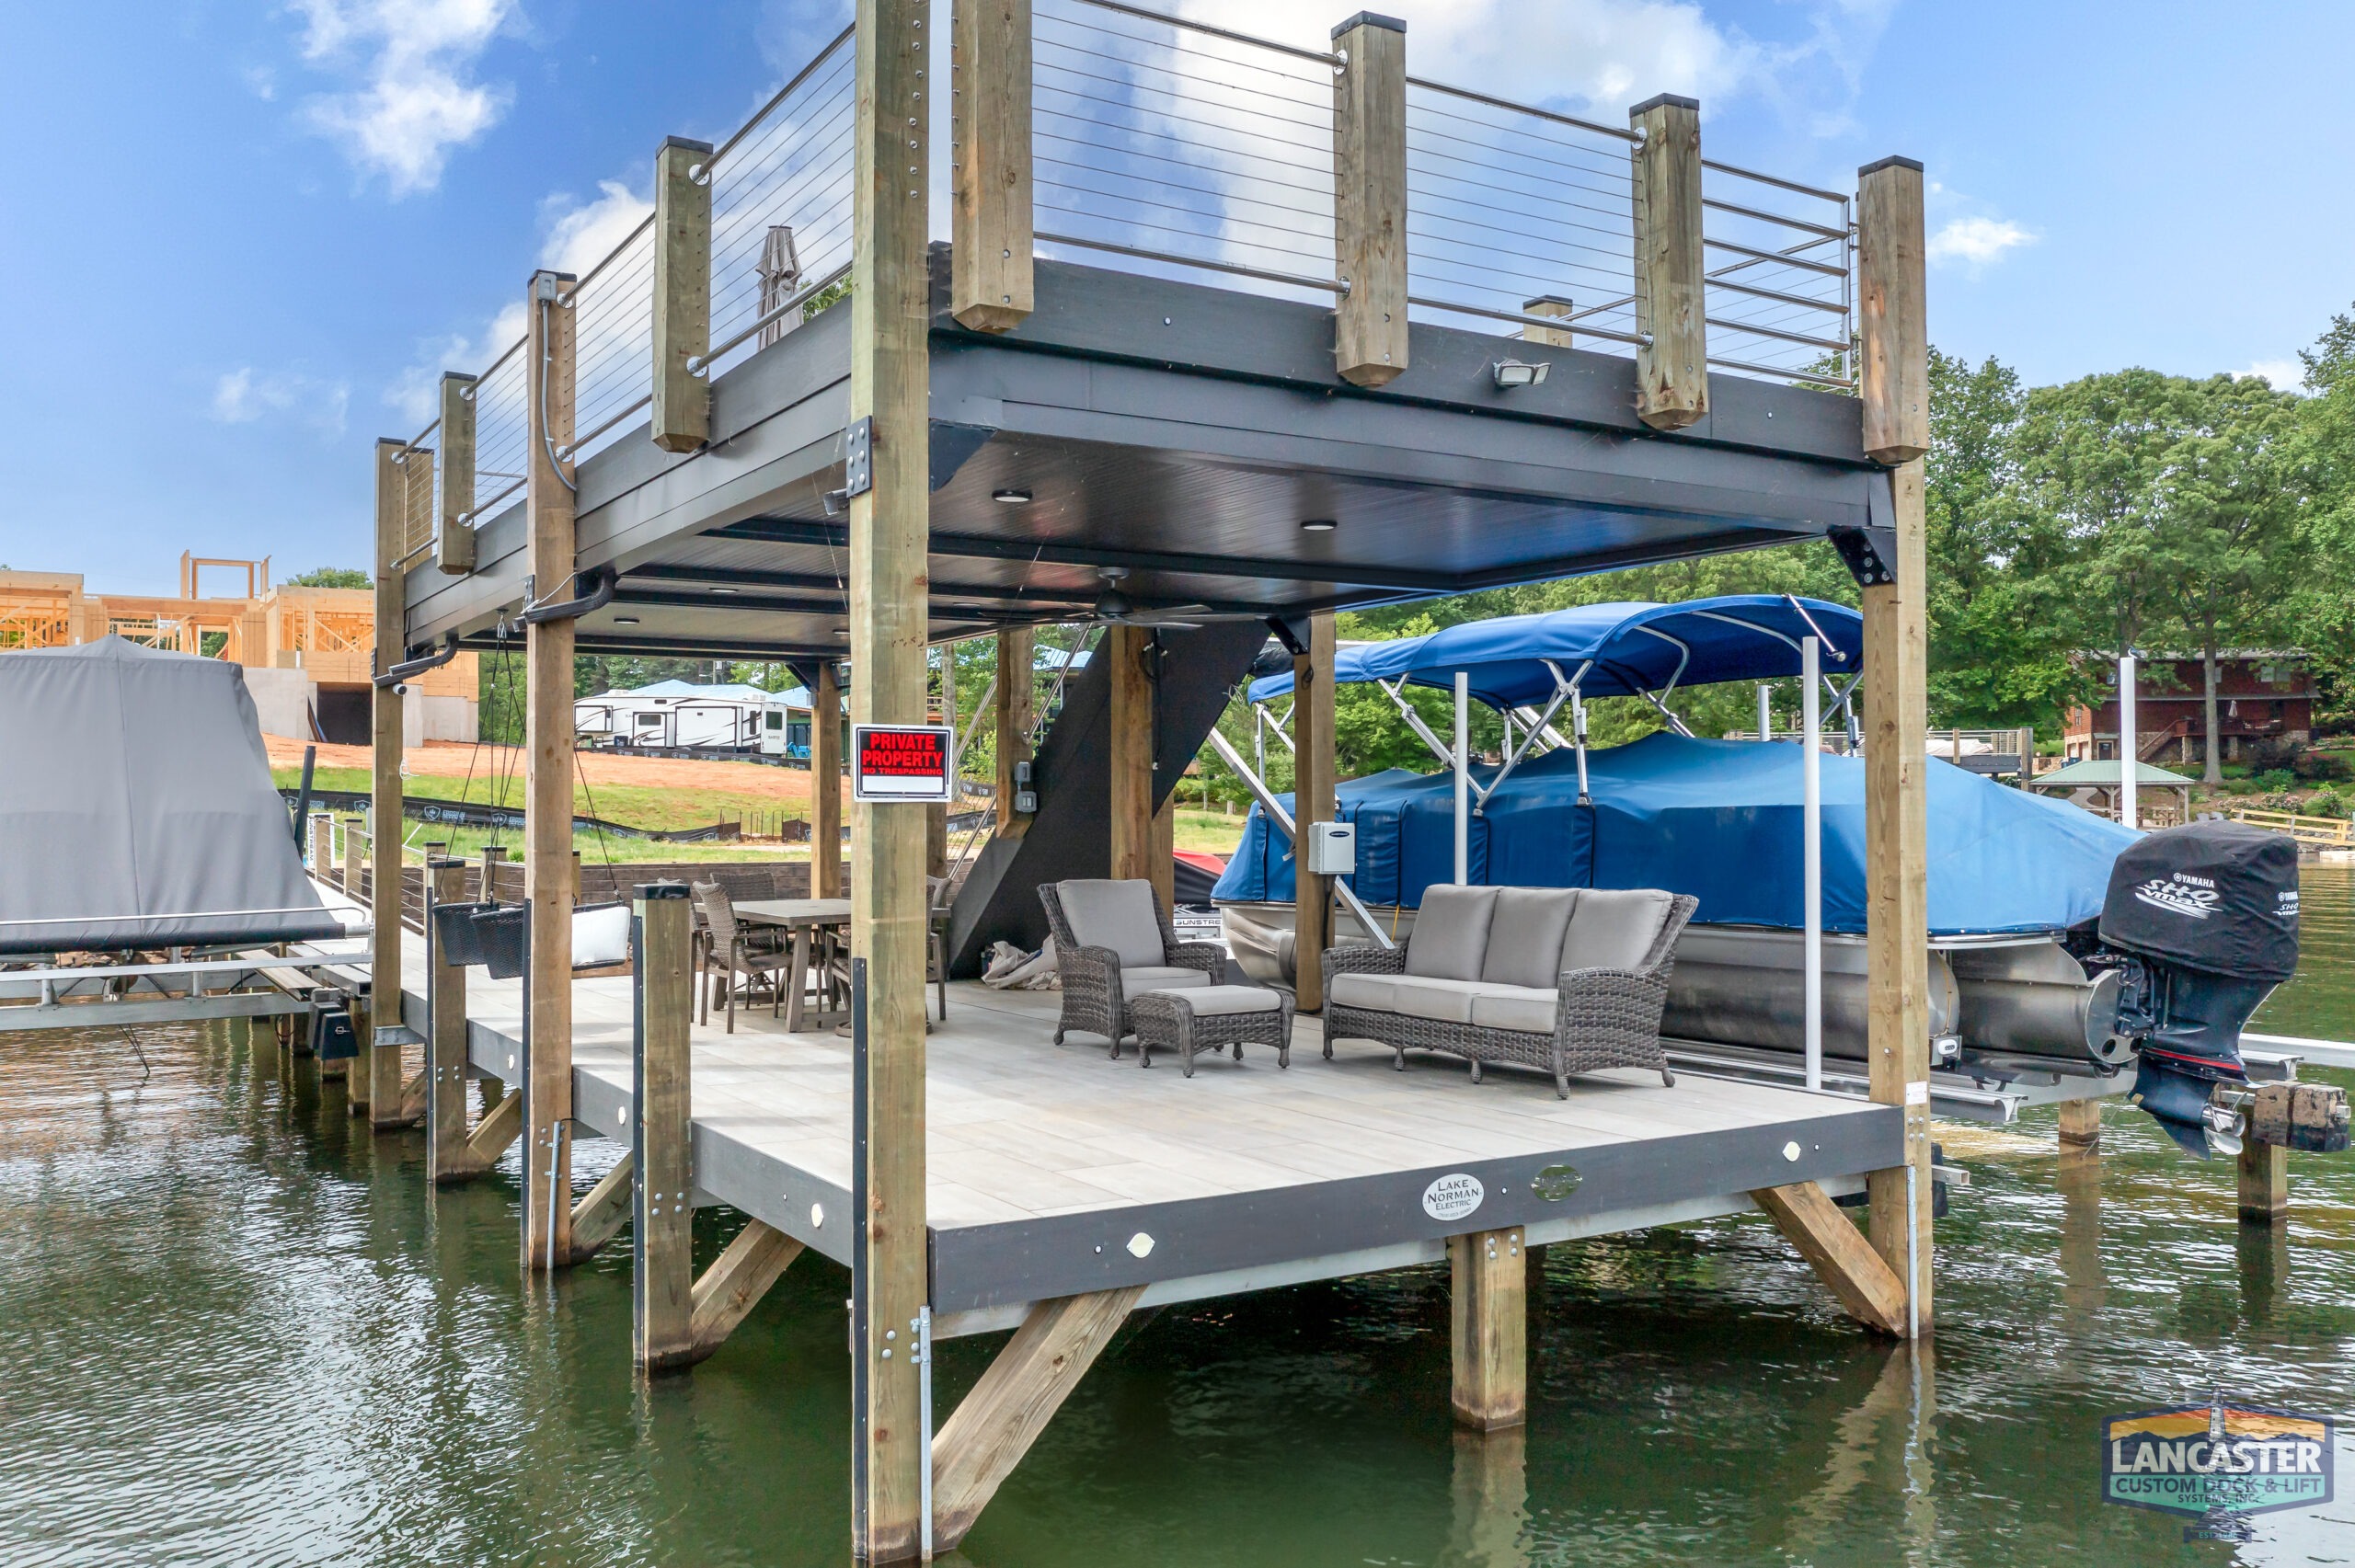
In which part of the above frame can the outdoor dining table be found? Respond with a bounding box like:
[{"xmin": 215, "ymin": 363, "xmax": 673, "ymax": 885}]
[{"xmin": 733, "ymin": 898, "xmax": 852, "ymax": 1032}]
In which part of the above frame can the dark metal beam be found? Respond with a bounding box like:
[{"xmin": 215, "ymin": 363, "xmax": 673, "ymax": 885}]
[{"xmin": 623, "ymin": 561, "xmax": 1098, "ymax": 611}]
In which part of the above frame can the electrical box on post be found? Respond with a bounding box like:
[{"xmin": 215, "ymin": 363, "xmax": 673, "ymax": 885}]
[
  {"xmin": 1303, "ymin": 820, "xmax": 1355, "ymax": 876},
  {"xmin": 1012, "ymin": 759, "xmax": 1038, "ymax": 816}
]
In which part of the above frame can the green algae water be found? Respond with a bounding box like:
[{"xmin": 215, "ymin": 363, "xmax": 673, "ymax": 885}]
[{"xmin": 5, "ymin": 874, "xmax": 2352, "ymax": 1566}]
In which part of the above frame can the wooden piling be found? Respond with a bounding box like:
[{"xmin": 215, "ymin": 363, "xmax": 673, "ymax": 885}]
[
  {"xmin": 1448, "ymin": 1227, "xmax": 1527, "ymax": 1431},
  {"xmin": 1292, "ymin": 612, "xmax": 1337, "ymax": 1013},
  {"xmin": 2057, "ymin": 1096, "xmax": 2102, "ymax": 1149},
  {"xmin": 523, "ymin": 265, "xmax": 580, "ymax": 1274},
  {"xmin": 994, "ymin": 626, "xmax": 1034, "ymax": 837},
  {"xmin": 651, "ymin": 136, "xmax": 715, "ymax": 452},
  {"xmin": 428, "ymin": 859, "xmax": 472, "ymax": 1182},
  {"xmin": 1857, "ymin": 155, "xmax": 1933, "ymax": 1335},
  {"xmin": 1108, "ymin": 624, "xmax": 1153, "ymax": 882},
  {"xmin": 370, "ymin": 437, "xmax": 408, "ymax": 1129},
  {"xmin": 635, "ymin": 885, "xmax": 696, "ymax": 1369},
  {"xmin": 436, "ymin": 373, "xmax": 477, "ymax": 573},
  {"xmin": 2237, "ymin": 1139, "xmax": 2289, "ymax": 1225},
  {"xmin": 1628, "ymin": 94, "xmax": 1706, "ymax": 430},
  {"xmin": 951, "ymin": 0, "xmax": 1033, "ymax": 332},
  {"xmin": 1330, "ymin": 11, "xmax": 1407, "ymax": 387},
  {"xmin": 847, "ymin": 0, "xmax": 935, "ymax": 1551}
]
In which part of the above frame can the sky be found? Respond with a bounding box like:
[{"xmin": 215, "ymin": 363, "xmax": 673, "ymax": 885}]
[{"xmin": 3, "ymin": 0, "xmax": 2352, "ymax": 595}]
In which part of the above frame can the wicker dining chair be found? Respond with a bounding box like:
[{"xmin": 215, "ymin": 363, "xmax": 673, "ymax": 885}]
[{"xmin": 691, "ymin": 881, "xmax": 795, "ymax": 1033}]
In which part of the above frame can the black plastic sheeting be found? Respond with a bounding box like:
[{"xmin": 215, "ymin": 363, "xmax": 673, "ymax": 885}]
[
  {"xmin": 0, "ymin": 638, "xmax": 342, "ymax": 955},
  {"xmin": 2098, "ymin": 820, "xmax": 2300, "ymax": 980}
]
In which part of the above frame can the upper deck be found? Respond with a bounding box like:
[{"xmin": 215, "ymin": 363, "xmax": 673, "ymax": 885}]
[{"xmin": 384, "ymin": 4, "xmax": 1893, "ymax": 666}]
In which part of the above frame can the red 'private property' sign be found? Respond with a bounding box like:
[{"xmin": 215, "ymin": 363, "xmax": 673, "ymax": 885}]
[{"xmin": 850, "ymin": 724, "xmax": 954, "ymax": 803}]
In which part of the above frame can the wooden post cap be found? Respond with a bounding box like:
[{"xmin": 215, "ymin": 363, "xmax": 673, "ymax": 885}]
[{"xmin": 1330, "ymin": 10, "xmax": 1405, "ymax": 37}]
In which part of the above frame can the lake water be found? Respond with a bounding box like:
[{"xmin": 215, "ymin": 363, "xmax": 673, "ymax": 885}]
[{"xmin": 4, "ymin": 872, "xmax": 2351, "ymax": 1566}]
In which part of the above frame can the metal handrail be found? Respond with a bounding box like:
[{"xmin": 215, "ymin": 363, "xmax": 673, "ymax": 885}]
[
  {"xmin": 1036, "ymin": 232, "xmax": 1344, "ymax": 295},
  {"xmin": 1701, "ymin": 195, "xmax": 1847, "ymax": 241},
  {"xmin": 705, "ymin": 22, "xmax": 857, "ymax": 171},
  {"xmin": 1407, "ymin": 76, "xmax": 1638, "ymax": 143},
  {"xmin": 1407, "ymin": 292, "xmax": 1648, "ymax": 349},
  {"xmin": 690, "ymin": 259, "xmax": 854, "ymax": 373},
  {"xmin": 1700, "ymin": 157, "xmax": 1849, "ymax": 206},
  {"xmin": 1070, "ymin": 0, "xmax": 1338, "ymax": 66}
]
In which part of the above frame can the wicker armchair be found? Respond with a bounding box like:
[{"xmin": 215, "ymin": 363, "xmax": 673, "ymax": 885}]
[
  {"xmin": 1039, "ymin": 879, "xmax": 1224, "ymax": 1054},
  {"xmin": 1322, "ymin": 888, "xmax": 1697, "ymax": 1096}
]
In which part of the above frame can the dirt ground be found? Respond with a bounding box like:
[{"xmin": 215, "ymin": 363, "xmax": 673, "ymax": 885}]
[{"xmin": 264, "ymin": 736, "xmax": 828, "ymax": 806}]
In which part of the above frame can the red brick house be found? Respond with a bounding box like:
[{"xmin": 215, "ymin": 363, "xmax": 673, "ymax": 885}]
[{"xmin": 2063, "ymin": 650, "xmax": 2314, "ymax": 765}]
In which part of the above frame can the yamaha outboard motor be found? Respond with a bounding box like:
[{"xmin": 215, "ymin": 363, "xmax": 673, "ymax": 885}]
[{"xmin": 2095, "ymin": 821, "xmax": 2300, "ymax": 1156}]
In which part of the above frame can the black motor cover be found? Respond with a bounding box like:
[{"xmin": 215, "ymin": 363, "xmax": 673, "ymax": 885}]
[{"xmin": 2097, "ymin": 820, "xmax": 2300, "ymax": 980}]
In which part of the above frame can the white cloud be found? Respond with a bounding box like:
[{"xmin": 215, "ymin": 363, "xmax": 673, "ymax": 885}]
[
  {"xmin": 1926, "ymin": 215, "xmax": 2035, "ymax": 271},
  {"xmin": 213, "ymin": 367, "xmax": 351, "ymax": 435},
  {"xmin": 291, "ymin": 0, "xmax": 513, "ymax": 196},
  {"xmin": 538, "ymin": 179, "xmax": 654, "ymax": 275},
  {"xmin": 2241, "ymin": 359, "xmax": 2307, "ymax": 394}
]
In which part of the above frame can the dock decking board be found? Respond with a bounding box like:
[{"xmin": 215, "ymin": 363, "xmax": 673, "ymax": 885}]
[{"xmin": 403, "ymin": 958, "xmax": 1900, "ymax": 1323}]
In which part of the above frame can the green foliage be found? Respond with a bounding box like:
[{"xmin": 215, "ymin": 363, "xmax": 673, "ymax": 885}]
[
  {"xmin": 2257, "ymin": 768, "xmax": 2297, "ymax": 793},
  {"xmin": 284, "ymin": 567, "xmax": 371, "ymax": 589}
]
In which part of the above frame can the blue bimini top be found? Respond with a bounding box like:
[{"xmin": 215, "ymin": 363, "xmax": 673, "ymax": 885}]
[
  {"xmin": 1212, "ymin": 732, "xmax": 2136, "ymax": 937},
  {"xmin": 1247, "ymin": 595, "xmax": 1866, "ymax": 710}
]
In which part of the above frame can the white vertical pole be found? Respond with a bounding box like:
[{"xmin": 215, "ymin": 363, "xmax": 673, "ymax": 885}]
[
  {"xmin": 1757, "ymin": 683, "xmax": 1773, "ymax": 742},
  {"xmin": 1453, "ymin": 670, "xmax": 1470, "ymax": 885},
  {"xmin": 1802, "ymin": 635, "xmax": 1822, "ymax": 1093},
  {"xmin": 2119, "ymin": 653, "xmax": 2139, "ymax": 829},
  {"xmin": 1572, "ymin": 695, "xmax": 1591, "ymax": 804}
]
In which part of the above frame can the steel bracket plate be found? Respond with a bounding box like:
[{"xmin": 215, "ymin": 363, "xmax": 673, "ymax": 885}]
[{"xmin": 844, "ymin": 417, "xmax": 874, "ymax": 499}]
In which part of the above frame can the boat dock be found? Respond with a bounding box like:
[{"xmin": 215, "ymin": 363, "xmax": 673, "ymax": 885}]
[{"xmin": 404, "ymin": 962, "xmax": 1902, "ymax": 1334}]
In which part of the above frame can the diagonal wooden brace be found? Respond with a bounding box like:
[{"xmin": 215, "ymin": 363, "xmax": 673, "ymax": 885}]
[
  {"xmin": 568, "ymin": 1151, "xmax": 635, "ymax": 1264},
  {"xmin": 930, "ymin": 1286, "xmax": 1144, "ymax": 1551},
  {"xmin": 687, "ymin": 1219, "xmax": 803, "ymax": 1359},
  {"xmin": 1752, "ymin": 1180, "xmax": 1909, "ymax": 1337},
  {"xmin": 434, "ymin": 1085, "xmax": 523, "ymax": 1185}
]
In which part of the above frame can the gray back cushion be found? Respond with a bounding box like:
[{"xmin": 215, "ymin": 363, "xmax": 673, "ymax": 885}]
[
  {"xmin": 1559, "ymin": 887, "xmax": 1674, "ymax": 974},
  {"xmin": 1405, "ymin": 885, "xmax": 1499, "ymax": 980},
  {"xmin": 1058, "ymin": 879, "xmax": 1165, "ymax": 967},
  {"xmin": 1480, "ymin": 887, "xmax": 1581, "ymax": 989}
]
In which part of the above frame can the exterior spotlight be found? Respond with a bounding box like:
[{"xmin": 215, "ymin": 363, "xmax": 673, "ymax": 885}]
[
  {"xmin": 613, "ymin": 615, "xmax": 641, "ymax": 625},
  {"xmin": 1492, "ymin": 359, "xmax": 1549, "ymax": 389},
  {"xmin": 993, "ymin": 487, "xmax": 1032, "ymax": 504},
  {"xmin": 1301, "ymin": 519, "xmax": 1337, "ymax": 532}
]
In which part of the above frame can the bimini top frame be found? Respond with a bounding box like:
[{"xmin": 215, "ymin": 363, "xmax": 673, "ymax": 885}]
[{"xmin": 1245, "ymin": 595, "xmax": 1867, "ymax": 813}]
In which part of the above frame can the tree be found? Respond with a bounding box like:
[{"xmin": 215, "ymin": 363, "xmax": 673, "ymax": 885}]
[
  {"xmin": 284, "ymin": 567, "xmax": 370, "ymax": 589},
  {"xmin": 2145, "ymin": 377, "xmax": 2308, "ymax": 782}
]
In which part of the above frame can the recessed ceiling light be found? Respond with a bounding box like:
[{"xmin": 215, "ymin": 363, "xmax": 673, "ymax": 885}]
[
  {"xmin": 1301, "ymin": 519, "xmax": 1337, "ymax": 532},
  {"xmin": 612, "ymin": 615, "xmax": 641, "ymax": 625},
  {"xmin": 709, "ymin": 587, "xmax": 740, "ymax": 595},
  {"xmin": 993, "ymin": 487, "xmax": 1032, "ymax": 505},
  {"xmin": 833, "ymin": 628, "xmax": 850, "ymax": 637}
]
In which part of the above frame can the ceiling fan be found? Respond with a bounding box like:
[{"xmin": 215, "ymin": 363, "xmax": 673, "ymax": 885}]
[{"xmin": 1086, "ymin": 567, "xmax": 1211, "ymax": 630}]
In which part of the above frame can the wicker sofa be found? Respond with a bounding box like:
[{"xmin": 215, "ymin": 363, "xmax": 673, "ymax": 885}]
[
  {"xmin": 1039, "ymin": 879, "xmax": 1225, "ymax": 1052},
  {"xmin": 1321, "ymin": 884, "xmax": 1697, "ymax": 1095}
]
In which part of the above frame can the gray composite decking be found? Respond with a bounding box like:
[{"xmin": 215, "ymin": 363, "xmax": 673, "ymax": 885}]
[{"xmin": 403, "ymin": 959, "xmax": 1901, "ymax": 1335}]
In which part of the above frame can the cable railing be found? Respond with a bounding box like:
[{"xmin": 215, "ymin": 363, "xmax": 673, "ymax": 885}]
[
  {"xmin": 410, "ymin": 6, "xmax": 1860, "ymax": 567},
  {"xmin": 706, "ymin": 26, "xmax": 856, "ymax": 381},
  {"xmin": 1032, "ymin": 0, "xmax": 1338, "ymax": 301},
  {"xmin": 1402, "ymin": 77, "xmax": 1645, "ymax": 350}
]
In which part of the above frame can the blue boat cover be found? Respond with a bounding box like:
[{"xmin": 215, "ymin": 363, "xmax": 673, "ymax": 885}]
[
  {"xmin": 1212, "ymin": 732, "xmax": 2138, "ymax": 936},
  {"xmin": 1247, "ymin": 596, "xmax": 1866, "ymax": 709}
]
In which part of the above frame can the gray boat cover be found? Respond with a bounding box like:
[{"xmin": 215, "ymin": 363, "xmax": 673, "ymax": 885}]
[{"xmin": 0, "ymin": 637, "xmax": 342, "ymax": 955}]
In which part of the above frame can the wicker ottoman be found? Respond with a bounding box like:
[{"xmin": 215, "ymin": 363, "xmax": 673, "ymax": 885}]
[{"xmin": 1127, "ymin": 986, "xmax": 1292, "ymax": 1076}]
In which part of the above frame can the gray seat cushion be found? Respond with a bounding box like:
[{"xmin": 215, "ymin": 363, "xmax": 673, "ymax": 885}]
[
  {"xmin": 1121, "ymin": 965, "xmax": 1210, "ymax": 995},
  {"xmin": 1058, "ymin": 879, "xmax": 1166, "ymax": 967},
  {"xmin": 1468, "ymin": 985, "xmax": 1558, "ymax": 1035},
  {"xmin": 1404, "ymin": 885, "xmax": 1498, "ymax": 980},
  {"xmin": 1559, "ymin": 887, "xmax": 1675, "ymax": 974},
  {"xmin": 1328, "ymin": 972, "xmax": 1398, "ymax": 1013},
  {"xmin": 1384, "ymin": 976, "xmax": 1490, "ymax": 1024},
  {"xmin": 1480, "ymin": 887, "xmax": 1580, "ymax": 989},
  {"xmin": 1139, "ymin": 984, "xmax": 1282, "ymax": 1017}
]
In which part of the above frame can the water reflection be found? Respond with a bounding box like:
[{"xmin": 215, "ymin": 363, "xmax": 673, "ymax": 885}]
[{"xmin": 3, "ymin": 865, "xmax": 2353, "ymax": 1566}]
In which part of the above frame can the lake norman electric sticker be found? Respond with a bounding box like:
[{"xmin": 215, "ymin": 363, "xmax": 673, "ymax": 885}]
[
  {"xmin": 850, "ymin": 724, "xmax": 954, "ymax": 803},
  {"xmin": 2101, "ymin": 1399, "xmax": 2333, "ymax": 1539}
]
